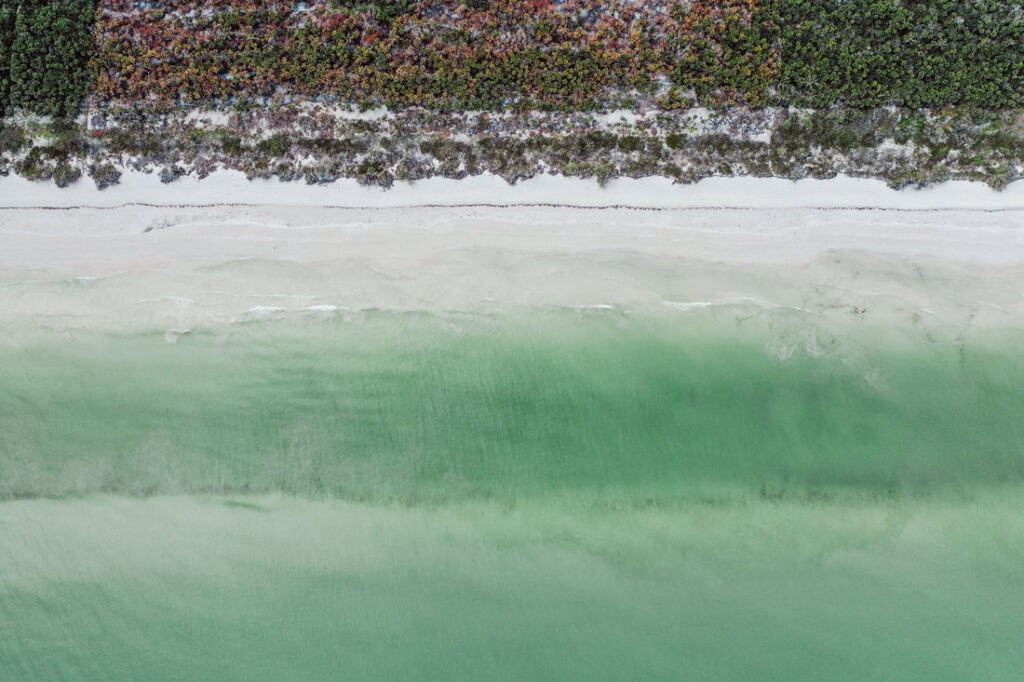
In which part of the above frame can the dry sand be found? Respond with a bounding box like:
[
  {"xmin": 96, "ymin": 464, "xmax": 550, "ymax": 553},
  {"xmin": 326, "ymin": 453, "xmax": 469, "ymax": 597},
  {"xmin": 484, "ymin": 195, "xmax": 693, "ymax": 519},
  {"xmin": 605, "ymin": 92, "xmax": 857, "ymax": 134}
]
[{"xmin": 1, "ymin": 173, "xmax": 1023, "ymax": 339}]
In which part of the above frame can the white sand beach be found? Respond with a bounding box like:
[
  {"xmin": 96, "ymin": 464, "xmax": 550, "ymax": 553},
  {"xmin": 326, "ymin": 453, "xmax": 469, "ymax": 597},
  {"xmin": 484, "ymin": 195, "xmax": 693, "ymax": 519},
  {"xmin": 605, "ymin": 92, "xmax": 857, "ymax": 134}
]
[
  {"xmin": 5, "ymin": 170, "xmax": 1024, "ymax": 210},
  {"xmin": 2, "ymin": 174, "xmax": 1024, "ymax": 346}
]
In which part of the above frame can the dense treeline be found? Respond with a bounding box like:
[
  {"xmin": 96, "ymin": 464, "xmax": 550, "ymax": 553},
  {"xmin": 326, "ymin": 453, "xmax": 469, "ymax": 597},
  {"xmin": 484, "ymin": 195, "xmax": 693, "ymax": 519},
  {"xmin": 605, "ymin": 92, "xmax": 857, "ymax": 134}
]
[
  {"xmin": 778, "ymin": 0, "xmax": 1024, "ymax": 108},
  {"xmin": 0, "ymin": 0, "xmax": 95, "ymax": 116},
  {"xmin": 0, "ymin": 4, "xmax": 13, "ymax": 112},
  {"xmin": 3, "ymin": 0, "xmax": 1024, "ymax": 115}
]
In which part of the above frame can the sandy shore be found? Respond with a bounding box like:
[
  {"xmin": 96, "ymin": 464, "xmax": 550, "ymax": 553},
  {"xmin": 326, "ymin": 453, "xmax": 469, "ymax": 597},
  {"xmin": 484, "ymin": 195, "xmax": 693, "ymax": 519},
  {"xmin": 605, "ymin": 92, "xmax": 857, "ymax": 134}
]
[
  {"xmin": 1, "ymin": 173, "xmax": 1023, "ymax": 339},
  {"xmin": 0, "ymin": 205, "xmax": 1022, "ymax": 338},
  {"xmin": 5, "ymin": 171, "xmax": 1024, "ymax": 210}
]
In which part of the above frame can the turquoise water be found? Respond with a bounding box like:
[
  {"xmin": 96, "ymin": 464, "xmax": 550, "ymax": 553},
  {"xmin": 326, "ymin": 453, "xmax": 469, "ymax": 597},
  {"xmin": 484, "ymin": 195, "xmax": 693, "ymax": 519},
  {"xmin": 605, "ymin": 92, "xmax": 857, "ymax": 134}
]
[
  {"xmin": 2, "ymin": 495, "xmax": 1022, "ymax": 681},
  {"xmin": 1, "ymin": 308, "xmax": 1023, "ymax": 679},
  {"xmin": 2, "ymin": 310, "xmax": 1023, "ymax": 501}
]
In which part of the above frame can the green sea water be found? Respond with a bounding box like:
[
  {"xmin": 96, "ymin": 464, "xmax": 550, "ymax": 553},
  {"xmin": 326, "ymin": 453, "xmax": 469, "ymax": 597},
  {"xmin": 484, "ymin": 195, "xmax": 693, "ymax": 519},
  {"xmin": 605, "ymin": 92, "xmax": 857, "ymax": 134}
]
[
  {"xmin": 2, "ymin": 310, "xmax": 1023, "ymax": 501},
  {"xmin": 1, "ymin": 308, "xmax": 1023, "ymax": 679}
]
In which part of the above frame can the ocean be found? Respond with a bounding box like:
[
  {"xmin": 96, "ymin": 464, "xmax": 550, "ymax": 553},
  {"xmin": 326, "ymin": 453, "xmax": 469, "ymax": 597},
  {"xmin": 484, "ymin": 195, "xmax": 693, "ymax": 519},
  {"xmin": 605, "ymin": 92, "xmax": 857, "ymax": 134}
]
[{"xmin": 1, "ymin": 211, "xmax": 1023, "ymax": 680}]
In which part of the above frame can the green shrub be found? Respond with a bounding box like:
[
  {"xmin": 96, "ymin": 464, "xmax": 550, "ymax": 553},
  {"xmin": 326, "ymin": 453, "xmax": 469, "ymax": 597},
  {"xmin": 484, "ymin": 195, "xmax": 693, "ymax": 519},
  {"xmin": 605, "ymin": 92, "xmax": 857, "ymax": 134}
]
[
  {"xmin": 52, "ymin": 161, "xmax": 81, "ymax": 187},
  {"xmin": 88, "ymin": 160, "xmax": 120, "ymax": 189},
  {"xmin": 618, "ymin": 135, "xmax": 643, "ymax": 152},
  {"xmin": 256, "ymin": 133, "xmax": 292, "ymax": 157},
  {"xmin": 665, "ymin": 133, "xmax": 687, "ymax": 150},
  {"xmin": 0, "ymin": 124, "xmax": 26, "ymax": 153},
  {"xmin": 219, "ymin": 131, "xmax": 243, "ymax": 155}
]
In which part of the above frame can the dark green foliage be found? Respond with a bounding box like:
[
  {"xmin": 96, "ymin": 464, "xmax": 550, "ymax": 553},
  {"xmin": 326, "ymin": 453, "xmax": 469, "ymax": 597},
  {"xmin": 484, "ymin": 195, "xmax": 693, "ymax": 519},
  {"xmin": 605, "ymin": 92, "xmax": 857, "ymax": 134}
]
[
  {"xmin": 668, "ymin": 0, "xmax": 780, "ymax": 106},
  {"xmin": 355, "ymin": 155, "xmax": 392, "ymax": 186},
  {"xmin": 52, "ymin": 161, "xmax": 81, "ymax": 186},
  {"xmin": 778, "ymin": 0, "xmax": 1024, "ymax": 108},
  {"xmin": 0, "ymin": 4, "xmax": 14, "ymax": 113},
  {"xmin": 4, "ymin": 0, "xmax": 95, "ymax": 116},
  {"xmin": 256, "ymin": 133, "xmax": 292, "ymax": 157},
  {"xmin": 296, "ymin": 136, "xmax": 368, "ymax": 155},
  {"xmin": 105, "ymin": 127, "xmax": 162, "ymax": 156},
  {"xmin": 583, "ymin": 131, "xmax": 617, "ymax": 150},
  {"xmin": 773, "ymin": 109, "xmax": 888, "ymax": 152},
  {"xmin": 0, "ymin": 123, "xmax": 25, "ymax": 153},
  {"xmin": 665, "ymin": 133, "xmax": 687, "ymax": 150},
  {"xmin": 618, "ymin": 135, "xmax": 643, "ymax": 152},
  {"xmin": 218, "ymin": 131, "xmax": 243, "ymax": 155},
  {"xmin": 88, "ymin": 160, "xmax": 119, "ymax": 189},
  {"xmin": 6, "ymin": 107, "xmax": 1024, "ymax": 190}
]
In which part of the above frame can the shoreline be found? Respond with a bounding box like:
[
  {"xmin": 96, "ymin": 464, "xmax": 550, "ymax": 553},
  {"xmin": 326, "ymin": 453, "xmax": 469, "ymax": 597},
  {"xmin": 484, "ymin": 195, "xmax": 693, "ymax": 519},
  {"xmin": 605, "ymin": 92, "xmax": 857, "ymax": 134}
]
[
  {"xmin": 3, "ymin": 171, "xmax": 1023, "ymax": 338},
  {"xmin": 2, "ymin": 201, "xmax": 1022, "ymax": 337},
  {"xmin": 5, "ymin": 171, "xmax": 1024, "ymax": 211}
]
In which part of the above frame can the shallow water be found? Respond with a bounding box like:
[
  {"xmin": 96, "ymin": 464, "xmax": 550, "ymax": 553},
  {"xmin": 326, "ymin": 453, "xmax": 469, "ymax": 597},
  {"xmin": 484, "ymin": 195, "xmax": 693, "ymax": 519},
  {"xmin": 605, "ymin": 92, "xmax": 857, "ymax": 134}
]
[
  {"xmin": 1, "ymin": 494, "xmax": 1023, "ymax": 681},
  {"xmin": 2, "ymin": 231, "xmax": 1023, "ymax": 679},
  {"xmin": 2, "ymin": 309, "xmax": 1023, "ymax": 501}
]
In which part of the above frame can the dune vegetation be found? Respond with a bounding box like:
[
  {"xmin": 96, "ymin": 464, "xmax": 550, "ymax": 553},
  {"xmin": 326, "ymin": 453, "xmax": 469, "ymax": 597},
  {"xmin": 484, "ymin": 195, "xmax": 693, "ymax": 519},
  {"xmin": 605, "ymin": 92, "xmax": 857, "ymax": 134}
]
[{"xmin": 2, "ymin": 0, "xmax": 1024, "ymax": 188}]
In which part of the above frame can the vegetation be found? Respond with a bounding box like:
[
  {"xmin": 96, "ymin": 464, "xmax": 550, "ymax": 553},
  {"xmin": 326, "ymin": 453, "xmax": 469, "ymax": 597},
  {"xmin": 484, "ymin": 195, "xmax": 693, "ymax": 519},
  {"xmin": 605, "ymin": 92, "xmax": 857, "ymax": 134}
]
[
  {"xmin": 2, "ymin": 0, "xmax": 95, "ymax": 116},
  {"xmin": 777, "ymin": 0, "xmax": 1024, "ymax": 108},
  {"xmin": 3, "ymin": 0, "xmax": 1023, "ymax": 115},
  {"xmin": 3, "ymin": 107, "xmax": 1022, "ymax": 191},
  {"xmin": 3, "ymin": 0, "xmax": 1024, "ymax": 192},
  {"xmin": 91, "ymin": 0, "xmax": 775, "ymax": 110},
  {"xmin": 0, "ymin": 122, "xmax": 25, "ymax": 153},
  {"xmin": 667, "ymin": 0, "xmax": 779, "ymax": 106},
  {"xmin": 328, "ymin": 0, "xmax": 418, "ymax": 23},
  {"xmin": 0, "ymin": 4, "xmax": 13, "ymax": 112}
]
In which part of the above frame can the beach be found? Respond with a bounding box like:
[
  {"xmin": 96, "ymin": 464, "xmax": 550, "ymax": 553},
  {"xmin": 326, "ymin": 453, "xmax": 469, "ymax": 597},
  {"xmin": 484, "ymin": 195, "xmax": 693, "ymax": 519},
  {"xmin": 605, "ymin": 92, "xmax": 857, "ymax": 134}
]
[{"xmin": 2, "ymin": 175, "xmax": 1023, "ymax": 679}]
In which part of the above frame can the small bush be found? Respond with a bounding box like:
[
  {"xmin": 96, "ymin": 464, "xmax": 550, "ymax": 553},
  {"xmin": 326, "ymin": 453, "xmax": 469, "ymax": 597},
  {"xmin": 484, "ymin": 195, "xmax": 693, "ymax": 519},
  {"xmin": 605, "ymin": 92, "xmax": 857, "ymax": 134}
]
[
  {"xmin": 89, "ymin": 161, "xmax": 121, "ymax": 189},
  {"xmin": 52, "ymin": 162, "xmax": 82, "ymax": 187},
  {"xmin": 256, "ymin": 133, "xmax": 292, "ymax": 157},
  {"xmin": 219, "ymin": 132, "xmax": 243, "ymax": 155},
  {"xmin": 665, "ymin": 134, "xmax": 687, "ymax": 150},
  {"xmin": 0, "ymin": 125, "xmax": 26, "ymax": 154},
  {"xmin": 618, "ymin": 136, "xmax": 642, "ymax": 152}
]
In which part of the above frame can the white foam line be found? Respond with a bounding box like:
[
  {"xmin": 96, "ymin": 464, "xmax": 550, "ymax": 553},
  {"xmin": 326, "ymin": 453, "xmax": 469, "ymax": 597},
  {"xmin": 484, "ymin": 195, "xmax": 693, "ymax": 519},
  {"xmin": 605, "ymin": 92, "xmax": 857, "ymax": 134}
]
[{"xmin": 665, "ymin": 301, "xmax": 714, "ymax": 310}]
